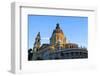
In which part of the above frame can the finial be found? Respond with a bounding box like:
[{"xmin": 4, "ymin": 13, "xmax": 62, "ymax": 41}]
[
  {"xmin": 56, "ymin": 23, "xmax": 60, "ymax": 29},
  {"xmin": 37, "ymin": 32, "xmax": 40, "ymax": 36}
]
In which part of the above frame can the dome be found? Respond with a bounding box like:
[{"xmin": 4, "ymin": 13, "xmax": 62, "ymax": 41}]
[
  {"xmin": 50, "ymin": 23, "xmax": 67, "ymax": 46},
  {"xmin": 52, "ymin": 23, "xmax": 64, "ymax": 35}
]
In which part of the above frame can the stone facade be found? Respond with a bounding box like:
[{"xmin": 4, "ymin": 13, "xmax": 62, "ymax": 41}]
[{"xmin": 28, "ymin": 23, "xmax": 88, "ymax": 60}]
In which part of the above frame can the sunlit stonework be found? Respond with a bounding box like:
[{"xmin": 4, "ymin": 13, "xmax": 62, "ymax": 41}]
[{"xmin": 28, "ymin": 23, "xmax": 88, "ymax": 60}]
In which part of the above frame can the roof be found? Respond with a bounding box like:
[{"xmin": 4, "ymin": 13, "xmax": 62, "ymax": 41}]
[
  {"xmin": 52, "ymin": 23, "xmax": 64, "ymax": 35},
  {"xmin": 40, "ymin": 44, "xmax": 50, "ymax": 49}
]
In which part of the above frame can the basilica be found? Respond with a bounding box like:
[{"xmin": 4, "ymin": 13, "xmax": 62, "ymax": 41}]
[{"xmin": 28, "ymin": 23, "xmax": 88, "ymax": 60}]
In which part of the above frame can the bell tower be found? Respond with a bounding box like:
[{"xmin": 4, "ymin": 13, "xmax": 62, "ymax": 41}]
[{"xmin": 33, "ymin": 32, "xmax": 41, "ymax": 52}]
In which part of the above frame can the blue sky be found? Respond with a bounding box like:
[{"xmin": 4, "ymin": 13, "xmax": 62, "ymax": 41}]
[{"xmin": 28, "ymin": 15, "xmax": 88, "ymax": 49}]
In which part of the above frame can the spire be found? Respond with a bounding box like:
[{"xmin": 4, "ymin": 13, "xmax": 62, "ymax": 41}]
[
  {"xmin": 33, "ymin": 32, "xmax": 41, "ymax": 52},
  {"xmin": 56, "ymin": 23, "xmax": 60, "ymax": 29},
  {"xmin": 37, "ymin": 32, "xmax": 40, "ymax": 37}
]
